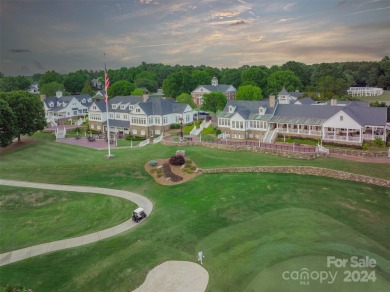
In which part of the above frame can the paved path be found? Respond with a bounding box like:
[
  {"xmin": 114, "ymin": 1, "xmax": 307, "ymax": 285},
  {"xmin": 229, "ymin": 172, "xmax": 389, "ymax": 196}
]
[
  {"xmin": 329, "ymin": 153, "xmax": 390, "ymax": 163},
  {"xmin": 0, "ymin": 179, "xmax": 153, "ymax": 267}
]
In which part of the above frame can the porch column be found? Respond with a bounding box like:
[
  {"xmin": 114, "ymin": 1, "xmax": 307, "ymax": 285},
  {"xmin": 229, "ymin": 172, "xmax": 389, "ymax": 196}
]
[
  {"xmin": 372, "ymin": 127, "xmax": 375, "ymax": 140},
  {"xmin": 287, "ymin": 124, "xmax": 289, "ymax": 133},
  {"xmin": 334, "ymin": 128, "xmax": 337, "ymax": 140},
  {"xmin": 298, "ymin": 125, "xmax": 300, "ymax": 134},
  {"xmin": 347, "ymin": 128, "xmax": 349, "ymax": 141},
  {"xmin": 309, "ymin": 126, "xmax": 311, "ymax": 135},
  {"xmin": 359, "ymin": 128, "xmax": 362, "ymax": 143}
]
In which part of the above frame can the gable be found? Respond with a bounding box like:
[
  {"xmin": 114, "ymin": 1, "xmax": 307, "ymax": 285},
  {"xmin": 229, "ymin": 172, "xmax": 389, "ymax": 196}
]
[
  {"xmin": 230, "ymin": 112, "xmax": 245, "ymax": 121},
  {"xmin": 192, "ymin": 86, "xmax": 211, "ymax": 94},
  {"xmin": 132, "ymin": 105, "xmax": 147, "ymax": 115},
  {"xmin": 323, "ymin": 110, "xmax": 361, "ymax": 129}
]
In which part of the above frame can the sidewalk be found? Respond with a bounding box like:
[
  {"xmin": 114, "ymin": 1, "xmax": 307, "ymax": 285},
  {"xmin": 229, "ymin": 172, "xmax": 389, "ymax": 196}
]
[{"xmin": 0, "ymin": 179, "xmax": 153, "ymax": 267}]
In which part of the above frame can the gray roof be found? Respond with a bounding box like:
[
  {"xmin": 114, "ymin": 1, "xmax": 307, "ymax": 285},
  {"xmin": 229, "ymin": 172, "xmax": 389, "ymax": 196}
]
[
  {"xmin": 138, "ymin": 96, "xmax": 189, "ymax": 115},
  {"xmin": 45, "ymin": 94, "xmax": 92, "ymax": 112},
  {"xmin": 342, "ymin": 106, "xmax": 387, "ymax": 126},
  {"xmin": 218, "ymin": 100, "xmax": 274, "ymax": 120},
  {"xmin": 270, "ymin": 104, "xmax": 341, "ymax": 125},
  {"xmin": 196, "ymin": 84, "xmax": 236, "ymax": 93},
  {"xmin": 295, "ymin": 97, "xmax": 315, "ymax": 105},
  {"xmin": 92, "ymin": 99, "xmax": 107, "ymax": 112},
  {"xmin": 278, "ymin": 87, "xmax": 290, "ymax": 96}
]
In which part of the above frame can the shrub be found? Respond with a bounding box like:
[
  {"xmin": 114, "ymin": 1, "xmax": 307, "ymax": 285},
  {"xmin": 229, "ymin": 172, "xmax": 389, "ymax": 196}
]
[
  {"xmin": 162, "ymin": 163, "xmax": 183, "ymax": 182},
  {"xmin": 169, "ymin": 154, "xmax": 185, "ymax": 166},
  {"xmin": 149, "ymin": 169, "xmax": 156, "ymax": 174},
  {"xmin": 216, "ymin": 129, "xmax": 222, "ymax": 136},
  {"xmin": 149, "ymin": 160, "xmax": 157, "ymax": 166},
  {"xmin": 362, "ymin": 143, "xmax": 368, "ymax": 150},
  {"xmin": 170, "ymin": 124, "xmax": 181, "ymax": 129},
  {"xmin": 374, "ymin": 137, "xmax": 384, "ymax": 146}
]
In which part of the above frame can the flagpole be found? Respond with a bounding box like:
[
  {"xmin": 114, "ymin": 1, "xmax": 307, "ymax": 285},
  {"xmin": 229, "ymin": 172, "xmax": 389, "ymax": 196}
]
[{"xmin": 104, "ymin": 53, "xmax": 113, "ymax": 158}]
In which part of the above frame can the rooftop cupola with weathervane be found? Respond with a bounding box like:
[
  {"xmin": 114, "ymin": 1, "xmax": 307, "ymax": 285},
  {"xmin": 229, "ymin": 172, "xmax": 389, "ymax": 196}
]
[
  {"xmin": 56, "ymin": 90, "xmax": 63, "ymax": 98},
  {"xmin": 211, "ymin": 76, "xmax": 218, "ymax": 86}
]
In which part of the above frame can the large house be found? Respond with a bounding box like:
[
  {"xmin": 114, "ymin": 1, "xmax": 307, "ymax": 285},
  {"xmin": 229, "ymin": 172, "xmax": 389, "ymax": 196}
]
[
  {"xmin": 88, "ymin": 94, "xmax": 194, "ymax": 138},
  {"xmin": 217, "ymin": 88, "xmax": 387, "ymax": 145},
  {"xmin": 42, "ymin": 91, "xmax": 92, "ymax": 126},
  {"xmin": 191, "ymin": 77, "xmax": 236, "ymax": 107},
  {"xmin": 347, "ymin": 87, "xmax": 384, "ymax": 97}
]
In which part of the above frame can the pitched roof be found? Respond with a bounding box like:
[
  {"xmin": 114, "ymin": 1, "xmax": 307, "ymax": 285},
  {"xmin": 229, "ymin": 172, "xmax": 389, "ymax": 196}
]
[
  {"xmin": 194, "ymin": 84, "xmax": 235, "ymax": 93},
  {"xmin": 218, "ymin": 100, "xmax": 274, "ymax": 120},
  {"xmin": 342, "ymin": 106, "xmax": 387, "ymax": 126},
  {"xmin": 278, "ymin": 87, "xmax": 290, "ymax": 96},
  {"xmin": 295, "ymin": 97, "xmax": 315, "ymax": 105}
]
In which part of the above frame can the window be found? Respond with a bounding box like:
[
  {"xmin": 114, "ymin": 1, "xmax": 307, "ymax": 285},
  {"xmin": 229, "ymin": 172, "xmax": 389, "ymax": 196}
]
[
  {"xmin": 136, "ymin": 108, "xmax": 141, "ymax": 113},
  {"xmin": 155, "ymin": 130, "xmax": 161, "ymax": 135},
  {"xmin": 154, "ymin": 117, "xmax": 160, "ymax": 124},
  {"xmin": 132, "ymin": 129, "xmax": 137, "ymax": 135},
  {"xmin": 120, "ymin": 105, "xmax": 126, "ymax": 109},
  {"xmin": 112, "ymin": 105, "xmax": 117, "ymax": 109},
  {"xmin": 148, "ymin": 117, "xmax": 153, "ymax": 125},
  {"xmin": 124, "ymin": 114, "xmax": 128, "ymax": 120},
  {"xmin": 92, "ymin": 105, "xmax": 97, "ymax": 110},
  {"xmin": 88, "ymin": 98, "xmax": 92, "ymax": 102},
  {"xmin": 163, "ymin": 116, "xmax": 168, "ymax": 124},
  {"xmin": 141, "ymin": 130, "xmax": 145, "ymax": 136},
  {"xmin": 340, "ymin": 115, "xmax": 343, "ymax": 121},
  {"xmin": 109, "ymin": 113, "xmax": 114, "ymax": 118},
  {"xmin": 129, "ymin": 105, "xmax": 134, "ymax": 110},
  {"xmin": 116, "ymin": 114, "xmax": 120, "ymax": 119}
]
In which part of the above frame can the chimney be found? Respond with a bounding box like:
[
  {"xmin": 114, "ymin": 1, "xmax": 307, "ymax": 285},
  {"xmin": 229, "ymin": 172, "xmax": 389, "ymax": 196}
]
[
  {"xmin": 269, "ymin": 95, "xmax": 275, "ymax": 107},
  {"xmin": 211, "ymin": 76, "xmax": 218, "ymax": 86},
  {"xmin": 143, "ymin": 92, "xmax": 149, "ymax": 102},
  {"xmin": 330, "ymin": 98, "xmax": 337, "ymax": 106},
  {"xmin": 40, "ymin": 95, "xmax": 46, "ymax": 102}
]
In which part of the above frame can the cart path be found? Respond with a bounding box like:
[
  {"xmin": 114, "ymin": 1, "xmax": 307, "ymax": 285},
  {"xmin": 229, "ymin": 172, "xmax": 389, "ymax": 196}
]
[{"xmin": 0, "ymin": 179, "xmax": 153, "ymax": 267}]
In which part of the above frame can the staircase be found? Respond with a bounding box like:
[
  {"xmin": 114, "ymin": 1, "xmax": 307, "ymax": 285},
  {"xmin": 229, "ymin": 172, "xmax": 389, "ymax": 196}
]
[
  {"xmin": 190, "ymin": 120, "xmax": 211, "ymax": 136},
  {"xmin": 153, "ymin": 134, "xmax": 163, "ymax": 144},
  {"xmin": 55, "ymin": 127, "xmax": 66, "ymax": 139},
  {"xmin": 47, "ymin": 116, "xmax": 57, "ymax": 127},
  {"xmin": 139, "ymin": 139, "xmax": 150, "ymax": 147},
  {"xmin": 263, "ymin": 128, "xmax": 277, "ymax": 143}
]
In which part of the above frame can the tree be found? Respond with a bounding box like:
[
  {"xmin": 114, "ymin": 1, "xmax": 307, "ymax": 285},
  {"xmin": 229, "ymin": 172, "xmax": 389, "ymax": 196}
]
[
  {"xmin": 0, "ymin": 91, "xmax": 46, "ymax": 142},
  {"xmin": 267, "ymin": 70, "xmax": 303, "ymax": 94},
  {"xmin": 107, "ymin": 80, "xmax": 135, "ymax": 98},
  {"xmin": 220, "ymin": 68, "xmax": 242, "ymax": 88},
  {"xmin": 64, "ymin": 71, "xmax": 89, "ymax": 94},
  {"xmin": 40, "ymin": 82, "xmax": 66, "ymax": 96},
  {"xmin": 39, "ymin": 70, "xmax": 63, "ymax": 87},
  {"xmin": 134, "ymin": 78, "xmax": 158, "ymax": 93},
  {"xmin": 191, "ymin": 70, "xmax": 211, "ymax": 89},
  {"xmin": 32, "ymin": 73, "xmax": 42, "ymax": 82},
  {"xmin": 317, "ymin": 76, "xmax": 349, "ymax": 99},
  {"xmin": 131, "ymin": 88, "xmax": 145, "ymax": 96},
  {"xmin": 0, "ymin": 99, "xmax": 18, "ymax": 147},
  {"xmin": 236, "ymin": 85, "xmax": 263, "ymax": 100},
  {"xmin": 162, "ymin": 71, "xmax": 192, "ymax": 98},
  {"xmin": 241, "ymin": 66, "xmax": 269, "ymax": 94},
  {"xmin": 176, "ymin": 93, "xmax": 195, "ymax": 108},
  {"xmin": 81, "ymin": 80, "xmax": 95, "ymax": 96},
  {"xmin": 201, "ymin": 92, "xmax": 226, "ymax": 113},
  {"xmin": 281, "ymin": 61, "xmax": 311, "ymax": 87},
  {"xmin": 0, "ymin": 76, "xmax": 31, "ymax": 92}
]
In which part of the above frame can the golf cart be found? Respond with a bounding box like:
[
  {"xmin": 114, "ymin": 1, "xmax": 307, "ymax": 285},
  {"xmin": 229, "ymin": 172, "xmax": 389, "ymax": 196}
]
[{"xmin": 132, "ymin": 207, "xmax": 147, "ymax": 223}]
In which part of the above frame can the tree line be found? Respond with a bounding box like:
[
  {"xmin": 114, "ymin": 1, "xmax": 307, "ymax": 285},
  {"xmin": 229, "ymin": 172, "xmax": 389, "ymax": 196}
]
[{"xmin": 0, "ymin": 57, "xmax": 389, "ymax": 101}]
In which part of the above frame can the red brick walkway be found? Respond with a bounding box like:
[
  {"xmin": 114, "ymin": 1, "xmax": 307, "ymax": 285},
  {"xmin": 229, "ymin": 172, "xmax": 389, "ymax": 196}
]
[{"xmin": 56, "ymin": 138, "xmax": 116, "ymax": 150}]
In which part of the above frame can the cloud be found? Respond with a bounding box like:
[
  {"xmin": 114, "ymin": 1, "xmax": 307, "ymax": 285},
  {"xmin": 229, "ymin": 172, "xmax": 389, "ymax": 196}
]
[
  {"xmin": 9, "ymin": 49, "xmax": 31, "ymax": 53},
  {"xmin": 212, "ymin": 11, "xmax": 241, "ymax": 18},
  {"xmin": 230, "ymin": 20, "xmax": 246, "ymax": 25},
  {"xmin": 265, "ymin": 2, "xmax": 296, "ymax": 12},
  {"xmin": 351, "ymin": 5, "xmax": 390, "ymax": 14}
]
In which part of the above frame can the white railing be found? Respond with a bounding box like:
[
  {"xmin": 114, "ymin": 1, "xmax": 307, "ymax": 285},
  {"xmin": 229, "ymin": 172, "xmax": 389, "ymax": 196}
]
[
  {"xmin": 263, "ymin": 128, "xmax": 277, "ymax": 143},
  {"xmin": 218, "ymin": 132, "xmax": 230, "ymax": 139},
  {"xmin": 277, "ymin": 128, "xmax": 321, "ymax": 136},
  {"xmin": 317, "ymin": 145, "xmax": 329, "ymax": 154},
  {"xmin": 362, "ymin": 134, "xmax": 385, "ymax": 141},
  {"xmin": 46, "ymin": 116, "xmax": 57, "ymax": 127},
  {"xmin": 138, "ymin": 139, "xmax": 150, "ymax": 147},
  {"xmin": 323, "ymin": 134, "xmax": 361, "ymax": 142},
  {"xmin": 55, "ymin": 127, "xmax": 66, "ymax": 139},
  {"xmin": 190, "ymin": 120, "xmax": 211, "ymax": 136},
  {"xmin": 76, "ymin": 118, "xmax": 85, "ymax": 126},
  {"xmin": 153, "ymin": 135, "xmax": 163, "ymax": 144}
]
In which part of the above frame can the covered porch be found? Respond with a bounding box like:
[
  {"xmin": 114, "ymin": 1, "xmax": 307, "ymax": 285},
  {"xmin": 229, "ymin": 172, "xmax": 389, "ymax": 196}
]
[
  {"xmin": 362, "ymin": 125, "xmax": 386, "ymax": 142},
  {"xmin": 322, "ymin": 127, "xmax": 362, "ymax": 144},
  {"xmin": 274, "ymin": 123, "xmax": 322, "ymax": 137}
]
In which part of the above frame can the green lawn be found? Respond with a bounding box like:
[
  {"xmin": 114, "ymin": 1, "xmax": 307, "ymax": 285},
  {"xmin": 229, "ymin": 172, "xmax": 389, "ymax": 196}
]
[
  {"xmin": 0, "ymin": 186, "xmax": 135, "ymax": 252},
  {"xmin": 0, "ymin": 133, "xmax": 389, "ymax": 291}
]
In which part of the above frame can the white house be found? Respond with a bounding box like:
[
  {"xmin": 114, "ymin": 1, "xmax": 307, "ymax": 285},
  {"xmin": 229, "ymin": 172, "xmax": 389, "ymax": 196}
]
[
  {"xmin": 191, "ymin": 77, "xmax": 236, "ymax": 107},
  {"xmin": 347, "ymin": 87, "xmax": 384, "ymax": 97},
  {"xmin": 88, "ymin": 94, "xmax": 194, "ymax": 138},
  {"xmin": 43, "ymin": 91, "xmax": 92, "ymax": 126},
  {"xmin": 217, "ymin": 91, "xmax": 387, "ymax": 145}
]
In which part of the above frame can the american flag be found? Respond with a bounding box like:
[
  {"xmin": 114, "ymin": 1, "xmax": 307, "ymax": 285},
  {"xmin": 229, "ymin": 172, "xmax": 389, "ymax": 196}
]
[{"xmin": 104, "ymin": 65, "xmax": 110, "ymax": 103}]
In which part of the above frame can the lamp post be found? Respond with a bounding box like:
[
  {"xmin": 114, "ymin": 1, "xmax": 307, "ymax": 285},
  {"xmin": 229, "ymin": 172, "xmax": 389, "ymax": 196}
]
[{"xmin": 179, "ymin": 115, "xmax": 183, "ymax": 141}]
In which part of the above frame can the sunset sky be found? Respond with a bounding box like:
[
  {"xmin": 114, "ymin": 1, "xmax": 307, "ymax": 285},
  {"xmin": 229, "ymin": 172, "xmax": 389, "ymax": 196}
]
[{"xmin": 1, "ymin": 0, "xmax": 389, "ymax": 75}]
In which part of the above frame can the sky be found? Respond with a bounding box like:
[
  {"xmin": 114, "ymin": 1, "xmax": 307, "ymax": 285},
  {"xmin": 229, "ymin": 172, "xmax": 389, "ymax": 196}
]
[{"xmin": 1, "ymin": 0, "xmax": 389, "ymax": 75}]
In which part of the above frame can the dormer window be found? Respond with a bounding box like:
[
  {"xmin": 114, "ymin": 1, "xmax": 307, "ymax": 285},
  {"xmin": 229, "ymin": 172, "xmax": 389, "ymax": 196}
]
[
  {"xmin": 57, "ymin": 102, "xmax": 61, "ymax": 106},
  {"xmin": 228, "ymin": 105, "xmax": 235, "ymax": 113},
  {"xmin": 136, "ymin": 108, "xmax": 141, "ymax": 113},
  {"xmin": 112, "ymin": 104, "xmax": 117, "ymax": 109},
  {"xmin": 259, "ymin": 106, "xmax": 265, "ymax": 115},
  {"xmin": 49, "ymin": 102, "xmax": 54, "ymax": 107},
  {"xmin": 88, "ymin": 98, "xmax": 92, "ymax": 102},
  {"xmin": 129, "ymin": 105, "xmax": 134, "ymax": 110},
  {"xmin": 82, "ymin": 99, "xmax": 86, "ymax": 103},
  {"xmin": 120, "ymin": 105, "xmax": 126, "ymax": 109}
]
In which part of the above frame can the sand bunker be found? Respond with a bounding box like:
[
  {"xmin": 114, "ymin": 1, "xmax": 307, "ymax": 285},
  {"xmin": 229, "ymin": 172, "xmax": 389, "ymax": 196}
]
[{"xmin": 133, "ymin": 261, "xmax": 209, "ymax": 292}]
